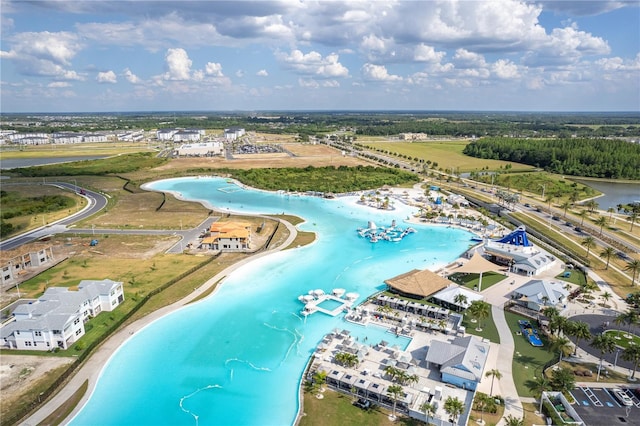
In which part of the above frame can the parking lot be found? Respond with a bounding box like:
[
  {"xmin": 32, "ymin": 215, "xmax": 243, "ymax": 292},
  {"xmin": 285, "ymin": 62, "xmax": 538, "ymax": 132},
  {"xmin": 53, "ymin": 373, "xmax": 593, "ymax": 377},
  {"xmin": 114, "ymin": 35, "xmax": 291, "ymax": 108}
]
[{"xmin": 570, "ymin": 386, "xmax": 640, "ymax": 425}]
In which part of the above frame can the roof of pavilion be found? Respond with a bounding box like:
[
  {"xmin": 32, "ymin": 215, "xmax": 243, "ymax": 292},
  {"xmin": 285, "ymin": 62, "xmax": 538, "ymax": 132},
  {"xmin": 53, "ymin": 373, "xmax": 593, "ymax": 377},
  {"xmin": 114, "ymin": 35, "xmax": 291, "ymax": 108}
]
[{"xmin": 384, "ymin": 269, "xmax": 452, "ymax": 298}]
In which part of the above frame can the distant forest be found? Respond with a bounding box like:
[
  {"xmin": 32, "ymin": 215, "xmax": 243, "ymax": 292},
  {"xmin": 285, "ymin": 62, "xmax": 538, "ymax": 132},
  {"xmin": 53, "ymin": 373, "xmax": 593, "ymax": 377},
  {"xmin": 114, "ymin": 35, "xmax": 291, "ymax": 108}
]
[
  {"xmin": 2, "ymin": 111, "xmax": 640, "ymax": 139},
  {"xmin": 463, "ymin": 137, "xmax": 640, "ymax": 179}
]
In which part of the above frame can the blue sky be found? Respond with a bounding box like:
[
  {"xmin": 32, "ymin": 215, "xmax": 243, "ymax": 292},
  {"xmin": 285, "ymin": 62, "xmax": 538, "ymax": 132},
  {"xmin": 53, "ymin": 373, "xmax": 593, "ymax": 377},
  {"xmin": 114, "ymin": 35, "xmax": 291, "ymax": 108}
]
[{"xmin": 1, "ymin": 0, "xmax": 639, "ymax": 112}]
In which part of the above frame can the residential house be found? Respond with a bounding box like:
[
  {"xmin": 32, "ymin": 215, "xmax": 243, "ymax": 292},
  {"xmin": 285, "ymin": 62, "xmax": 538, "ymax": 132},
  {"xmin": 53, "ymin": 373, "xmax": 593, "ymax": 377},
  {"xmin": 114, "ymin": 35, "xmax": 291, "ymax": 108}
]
[
  {"xmin": 0, "ymin": 279, "xmax": 124, "ymax": 350},
  {"xmin": 511, "ymin": 279, "xmax": 569, "ymax": 311},
  {"xmin": 200, "ymin": 221, "xmax": 251, "ymax": 251},
  {"xmin": 425, "ymin": 335, "xmax": 490, "ymax": 391}
]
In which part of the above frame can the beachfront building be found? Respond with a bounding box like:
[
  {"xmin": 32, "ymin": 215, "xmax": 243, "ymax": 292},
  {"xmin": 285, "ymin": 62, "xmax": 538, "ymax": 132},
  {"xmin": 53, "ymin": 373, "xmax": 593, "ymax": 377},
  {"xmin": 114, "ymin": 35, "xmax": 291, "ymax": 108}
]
[
  {"xmin": 483, "ymin": 226, "xmax": 556, "ymax": 276},
  {"xmin": 431, "ymin": 286, "xmax": 483, "ymax": 312},
  {"xmin": 308, "ymin": 330, "xmax": 475, "ymax": 425},
  {"xmin": 425, "ymin": 335, "xmax": 490, "ymax": 391},
  {"xmin": 0, "ymin": 279, "xmax": 124, "ymax": 350},
  {"xmin": 224, "ymin": 127, "xmax": 245, "ymax": 141},
  {"xmin": 200, "ymin": 221, "xmax": 251, "ymax": 251},
  {"xmin": 511, "ymin": 279, "xmax": 570, "ymax": 311}
]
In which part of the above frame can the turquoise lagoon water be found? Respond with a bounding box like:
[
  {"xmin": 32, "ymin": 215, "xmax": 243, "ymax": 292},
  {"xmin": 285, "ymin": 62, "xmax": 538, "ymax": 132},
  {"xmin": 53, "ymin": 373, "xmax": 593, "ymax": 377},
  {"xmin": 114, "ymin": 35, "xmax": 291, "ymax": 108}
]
[{"xmin": 70, "ymin": 177, "xmax": 474, "ymax": 426}]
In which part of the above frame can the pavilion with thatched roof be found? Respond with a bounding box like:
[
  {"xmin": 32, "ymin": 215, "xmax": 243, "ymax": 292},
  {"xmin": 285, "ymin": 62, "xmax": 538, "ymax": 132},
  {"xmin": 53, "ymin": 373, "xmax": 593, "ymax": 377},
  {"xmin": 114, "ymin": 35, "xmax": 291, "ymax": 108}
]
[{"xmin": 384, "ymin": 268, "xmax": 452, "ymax": 299}]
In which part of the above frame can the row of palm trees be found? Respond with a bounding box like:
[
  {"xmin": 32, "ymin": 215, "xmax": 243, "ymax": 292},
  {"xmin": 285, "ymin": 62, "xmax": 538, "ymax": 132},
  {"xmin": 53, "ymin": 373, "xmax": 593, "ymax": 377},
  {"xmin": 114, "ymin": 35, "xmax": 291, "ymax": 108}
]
[
  {"xmin": 542, "ymin": 307, "xmax": 640, "ymax": 381},
  {"xmin": 580, "ymin": 235, "xmax": 640, "ymax": 285}
]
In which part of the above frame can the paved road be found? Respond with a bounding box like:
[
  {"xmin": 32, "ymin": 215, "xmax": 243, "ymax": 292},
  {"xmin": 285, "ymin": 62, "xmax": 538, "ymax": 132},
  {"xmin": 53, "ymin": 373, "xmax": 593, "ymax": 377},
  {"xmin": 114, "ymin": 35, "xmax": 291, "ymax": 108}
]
[
  {"xmin": 0, "ymin": 182, "xmax": 108, "ymax": 251},
  {"xmin": 569, "ymin": 313, "xmax": 640, "ymax": 372}
]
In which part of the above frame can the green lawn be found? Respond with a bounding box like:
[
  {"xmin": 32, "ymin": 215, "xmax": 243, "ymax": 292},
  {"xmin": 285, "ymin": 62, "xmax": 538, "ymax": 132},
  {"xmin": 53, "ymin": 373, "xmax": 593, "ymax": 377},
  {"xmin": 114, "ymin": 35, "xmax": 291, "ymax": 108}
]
[
  {"xmin": 504, "ymin": 311, "xmax": 556, "ymax": 397},
  {"xmin": 604, "ymin": 330, "xmax": 640, "ymax": 350},
  {"xmin": 361, "ymin": 140, "xmax": 534, "ymax": 173},
  {"xmin": 555, "ymin": 269, "xmax": 587, "ymax": 287},
  {"xmin": 300, "ymin": 388, "xmax": 420, "ymax": 426},
  {"xmin": 449, "ymin": 271, "xmax": 507, "ymax": 291},
  {"xmin": 461, "ymin": 308, "xmax": 501, "ymax": 344}
]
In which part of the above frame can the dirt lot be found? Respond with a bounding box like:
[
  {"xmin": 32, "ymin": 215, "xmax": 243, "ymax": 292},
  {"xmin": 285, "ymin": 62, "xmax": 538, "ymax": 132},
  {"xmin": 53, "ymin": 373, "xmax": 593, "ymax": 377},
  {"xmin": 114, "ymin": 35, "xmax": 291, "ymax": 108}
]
[
  {"xmin": 154, "ymin": 142, "xmax": 368, "ymax": 172},
  {"xmin": 0, "ymin": 354, "xmax": 75, "ymax": 414}
]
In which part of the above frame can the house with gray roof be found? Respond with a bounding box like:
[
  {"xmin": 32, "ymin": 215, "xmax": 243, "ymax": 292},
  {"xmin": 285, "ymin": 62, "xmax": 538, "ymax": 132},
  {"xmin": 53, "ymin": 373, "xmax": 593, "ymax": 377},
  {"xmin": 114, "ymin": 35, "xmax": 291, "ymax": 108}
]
[
  {"xmin": 425, "ymin": 335, "xmax": 490, "ymax": 391},
  {"xmin": 511, "ymin": 279, "xmax": 569, "ymax": 311},
  {"xmin": 1, "ymin": 279, "xmax": 124, "ymax": 351}
]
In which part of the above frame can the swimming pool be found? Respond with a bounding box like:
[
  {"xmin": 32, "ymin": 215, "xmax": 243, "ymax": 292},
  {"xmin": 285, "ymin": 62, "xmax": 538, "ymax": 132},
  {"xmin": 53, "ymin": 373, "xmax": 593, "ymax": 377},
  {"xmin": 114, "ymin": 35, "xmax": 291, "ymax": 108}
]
[{"xmin": 69, "ymin": 177, "xmax": 473, "ymax": 426}]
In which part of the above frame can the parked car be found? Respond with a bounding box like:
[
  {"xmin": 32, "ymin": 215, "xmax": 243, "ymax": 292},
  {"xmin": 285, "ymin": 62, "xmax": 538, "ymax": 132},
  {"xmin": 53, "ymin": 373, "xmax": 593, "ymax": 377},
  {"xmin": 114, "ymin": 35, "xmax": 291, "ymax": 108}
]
[
  {"xmin": 612, "ymin": 388, "xmax": 633, "ymax": 406},
  {"xmin": 574, "ymin": 227, "xmax": 582, "ymax": 233}
]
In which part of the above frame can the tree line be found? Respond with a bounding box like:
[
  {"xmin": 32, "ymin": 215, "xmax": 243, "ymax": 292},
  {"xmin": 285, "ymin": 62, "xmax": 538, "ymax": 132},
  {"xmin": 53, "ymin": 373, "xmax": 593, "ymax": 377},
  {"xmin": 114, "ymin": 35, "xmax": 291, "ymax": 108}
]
[{"xmin": 463, "ymin": 137, "xmax": 640, "ymax": 179}]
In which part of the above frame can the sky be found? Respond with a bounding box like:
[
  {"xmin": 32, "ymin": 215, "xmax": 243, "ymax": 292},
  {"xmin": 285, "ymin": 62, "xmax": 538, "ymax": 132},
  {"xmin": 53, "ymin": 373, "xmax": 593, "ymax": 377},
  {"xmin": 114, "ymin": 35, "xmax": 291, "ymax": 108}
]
[{"xmin": 1, "ymin": 0, "xmax": 639, "ymax": 113}]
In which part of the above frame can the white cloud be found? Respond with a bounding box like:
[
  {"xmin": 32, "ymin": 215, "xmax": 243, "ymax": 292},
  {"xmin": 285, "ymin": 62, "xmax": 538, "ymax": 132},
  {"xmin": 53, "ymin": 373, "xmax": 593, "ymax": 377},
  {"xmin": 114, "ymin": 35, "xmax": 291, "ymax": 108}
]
[
  {"xmin": 361, "ymin": 63, "xmax": 402, "ymax": 82},
  {"xmin": 277, "ymin": 49, "xmax": 349, "ymax": 78},
  {"xmin": 256, "ymin": 69, "xmax": 269, "ymax": 77},
  {"xmin": 413, "ymin": 44, "xmax": 446, "ymax": 63},
  {"xmin": 236, "ymin": 69, "xmax": 245, "ymax": 78},
  {"xmin": 0, "ymin": 31, "xmax": 84, "ymax": 80},
  {"xmin": 97, "ymin": 70, "xmax": 117, "ymax": 84},
  {"xmin": 164, "ymin": 48, "xmax": 192, "ymax": 80},
  {"xmin": 47, "ymin": 81, "xmax": 71, "ymax": 88},
  {"xmin": 123, "ymin": 68, "xmax": 141, "ymax": 84},
  {"xmin": 492, "ymin": 59, "xmax": 520, "ymax": 80},
  {"xmin": 453, "ymin": 49, "xmax": 487, "ymax": 69},
  {"xmin": 205, "ymin": 62, "xmax": 224, "ymax": 77}
]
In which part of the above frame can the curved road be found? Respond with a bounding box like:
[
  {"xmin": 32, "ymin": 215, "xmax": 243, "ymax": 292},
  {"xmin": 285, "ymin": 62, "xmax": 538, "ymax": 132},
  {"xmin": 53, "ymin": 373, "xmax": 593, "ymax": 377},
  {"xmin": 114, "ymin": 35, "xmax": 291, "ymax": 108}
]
[
  {"xmin": 0, "ymin": 183, "xmax": 109, "ymax": 251},
  {"xmin": 569, "ymin": 313, "xmax": 640, "ymax": 372}
]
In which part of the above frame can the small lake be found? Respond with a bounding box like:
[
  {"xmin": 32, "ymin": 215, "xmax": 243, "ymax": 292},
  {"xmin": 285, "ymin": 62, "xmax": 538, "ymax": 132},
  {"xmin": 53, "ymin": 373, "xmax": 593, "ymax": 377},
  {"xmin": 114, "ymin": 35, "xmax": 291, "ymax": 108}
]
[
  {"xmin": 572, "ymin": 179, "xmax": 640, "ymax": 209},
  {"xmin": 0, "ymin": 156, "xmax": 108, "ymax": 169}
]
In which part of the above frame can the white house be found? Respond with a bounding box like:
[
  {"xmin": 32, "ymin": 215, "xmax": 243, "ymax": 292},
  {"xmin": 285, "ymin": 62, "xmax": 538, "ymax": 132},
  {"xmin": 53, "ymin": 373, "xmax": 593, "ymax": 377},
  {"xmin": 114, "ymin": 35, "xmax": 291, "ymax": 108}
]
[
  {"xmin": 83, "ymin": 133, "xmax": 109, "ymax": 143},
  {"xmin": 53, "ymin": 133, "xmax": 84, "ymax": 144},
  {"xmin": 0, "ymin": 279, "xmax": 124, "ymax": 350},
  {"xmin": 483, "ymin": 226, "xmax": 556, "ymax": 276},
  {"xmin": 224, "ymin": 127, "xmax": 245, "ymax": 141},
  {"xmin": 173, "ymin": 130, "xmax": 202, "ymax": 142}
]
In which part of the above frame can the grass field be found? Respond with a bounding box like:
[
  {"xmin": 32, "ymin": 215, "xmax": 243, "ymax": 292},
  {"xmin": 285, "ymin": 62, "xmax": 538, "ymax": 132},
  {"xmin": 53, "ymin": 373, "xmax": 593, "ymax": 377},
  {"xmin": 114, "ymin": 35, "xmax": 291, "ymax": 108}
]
[
  {"xmin": 449, "ymin": 271, "xmax": 507, "ymax": 292},
  {"xmin": 504, "ymin": 310, "xmax": 555, "ymax": 397},
  {"xmin": 0, "ymin": 142, "xmax": 155, "ymax": 159},
  {"xmin": 300, "ymin": 388, "xmax": 416, "ymax": 426},
  {"xmin": 359, "ymin": 140, "xmax": 534, "ymax": 173},
  {"xmin": 461, "ymin": 307, "xmax": 501, "ymax": 344}
]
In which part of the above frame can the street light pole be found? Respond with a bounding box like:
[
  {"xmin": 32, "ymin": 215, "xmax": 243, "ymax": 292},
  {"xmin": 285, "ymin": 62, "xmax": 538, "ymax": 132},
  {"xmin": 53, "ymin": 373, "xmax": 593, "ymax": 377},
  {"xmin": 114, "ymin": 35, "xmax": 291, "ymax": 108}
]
[{"xmin": 614, "ymin": 348, "xmax": 620, "ymax": 369}]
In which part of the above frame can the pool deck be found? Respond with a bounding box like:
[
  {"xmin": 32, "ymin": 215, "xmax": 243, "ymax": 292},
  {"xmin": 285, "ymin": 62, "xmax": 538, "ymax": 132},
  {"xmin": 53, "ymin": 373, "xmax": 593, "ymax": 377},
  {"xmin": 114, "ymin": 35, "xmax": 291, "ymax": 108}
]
[{"xmin": 304, "ymin": 294, "xmax": 353, "ymax": 316}]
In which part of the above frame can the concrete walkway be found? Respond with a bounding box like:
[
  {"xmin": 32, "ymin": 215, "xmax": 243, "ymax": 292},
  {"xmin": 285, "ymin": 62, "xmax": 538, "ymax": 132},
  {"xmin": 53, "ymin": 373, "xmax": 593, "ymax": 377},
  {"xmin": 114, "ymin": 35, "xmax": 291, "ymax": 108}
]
[
  {"xmin": 22, "ymin": 217, "xmax": 299, "ymax": 426},
  {"xmin": 490, "ymin": 304, "xmax": 525, "ymax": 425}
]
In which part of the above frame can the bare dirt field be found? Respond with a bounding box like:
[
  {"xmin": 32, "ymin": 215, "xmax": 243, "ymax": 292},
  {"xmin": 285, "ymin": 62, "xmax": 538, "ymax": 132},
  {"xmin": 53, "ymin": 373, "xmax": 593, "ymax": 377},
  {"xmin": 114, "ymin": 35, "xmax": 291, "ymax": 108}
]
[
  {"xmin": 0, "ymin": 354, "xmax": 75, "ymax": 416},
  {"xmin": 153, "ymin": 143, "xmax": 369, "ymax": 172}
]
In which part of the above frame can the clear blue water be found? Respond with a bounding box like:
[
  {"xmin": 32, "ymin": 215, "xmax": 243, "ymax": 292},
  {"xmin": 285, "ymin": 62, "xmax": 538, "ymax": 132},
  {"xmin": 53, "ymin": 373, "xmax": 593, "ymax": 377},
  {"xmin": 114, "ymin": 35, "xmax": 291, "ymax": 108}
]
[
  {"xmin": 316, "ymin": 298, "xmax": 344, "ymax": 311},
  {"xmin": 70, "ymin": 177, "xmax": 474, "ymax": 426}
]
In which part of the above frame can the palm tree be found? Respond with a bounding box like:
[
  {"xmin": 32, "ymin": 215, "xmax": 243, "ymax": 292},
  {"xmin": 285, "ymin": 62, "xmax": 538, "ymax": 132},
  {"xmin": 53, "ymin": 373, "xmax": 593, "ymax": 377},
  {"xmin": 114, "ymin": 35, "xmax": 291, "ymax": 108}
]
[
  {"xmin": 550, "ymin": 367, "xmax": 576, "ymax": 394},
  {"xmin": 601, "ymin": 291, "xmax": 612, "ymax": 306},
  {"xmin": 313, "ymin": 370, "xmax": 327, "ymax": 392},
  {"xmin": 528, "ymin": 376, "xmax": 550, "ymax": 413},
  {"xmin": 591, "ymin": 334, "xmax": 617, "ymax": 381},
  {"xmin": 607, "ymin": 207, "xmax": 616, "ymax": 220},
  {"xmin": 628, "ymin": 210, "xmax": 639, "ymax": 232},
  {"xmin": 468, "ymin": 300, "xmax": 490, "ymax": 331},
  {"xmin": 581, "ymin": 236, "xmax": 596, "ymax": 258},
  {"xmin": 473, "ymin": 392, "xmax": 492, "ymax": 425},
  {"xmin": 625, "ymin": 259, "xmax": 640, "ymax": 286},
  {"xmin": 622, "ymin": 345, "xmax": 640, "ymax": 380},
  {"xmin": 565, "ymin": 320, "xmax": 591, "ymax": 355},
  {"xmin": 594, "ymin": 216, "xmax": 607, "ymax": 236},
  {"xmin": 504, "ymin": 415, "xmax": 525, "ymax": 426},
  {"xmin": 444, "ymin": 395, "xmax": 464, "ymax": 425},
  {"xmin": 420, "ymin": 401, "xmax": 436, "ymax": 425},
  {"xmin": 384, "ymin": 365, "xmax": 400, "ymax": 382},
  {"xmin": 453, "ymin": 293, "xmax": 468, "ymax": 312},
  {"xmin": 578, "ymin": 209, "xmax": 588, "ymax": 225},
  {"xmin": 560, "ymin": 200, "xmax": 571, "ymax": 218},
  {"xmin": 615, "ymin": 310, "xmax": 639, "ymax": 338},
  {"xmin": 387, "ymin": 384, "xmax": 404, "ymax": 420},
  {"xmin": 599, "ymin": 247, "xmax": 616, "ymax": 270},
  {"xmin": 485, "ymin": 369, "xmax": 502, "ymax": 397},
  {"xmin": 551, "ymin": 335, "xmax": 572, "ymax": 363}
]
